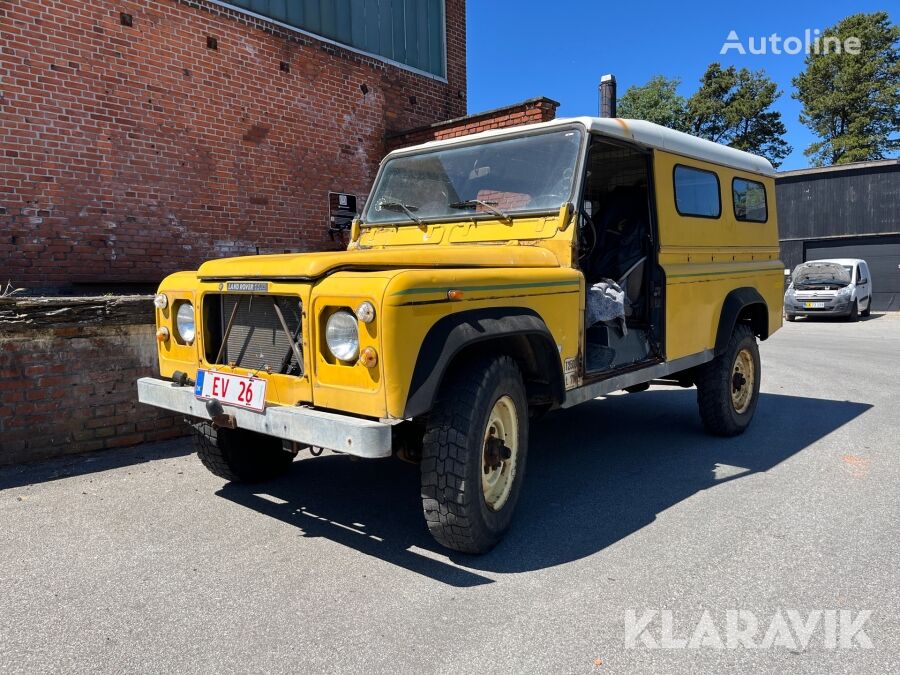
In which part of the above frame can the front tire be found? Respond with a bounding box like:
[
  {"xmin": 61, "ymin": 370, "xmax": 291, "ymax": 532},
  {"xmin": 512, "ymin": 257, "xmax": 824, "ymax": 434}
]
[
  {"xmin": 785, "ymin": 313, "xmax": 797, "ymax": 322},
  {"xmin": 192, "ymin": 421, "xmax": 296, "ymax": 483},
  {"xmin": 847, "ymin": 300, "xmax": 859, "ymax": 321},
  {"xmin": 695, "ymin": 324, "xmax": 761, "ymax": 437},
  {"xmin": 860, "ymin": 300, "xmax": 871, "ymax": 318},
  {"xmin": 420, "ymin": 355, "xmax": 529, "ymax": 554}
]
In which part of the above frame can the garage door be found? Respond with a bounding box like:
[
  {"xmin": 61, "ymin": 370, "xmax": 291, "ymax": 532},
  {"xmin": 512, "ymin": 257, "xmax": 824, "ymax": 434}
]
[{"xmin": 805, "ymin": 234, "xmax": 900, "ymax": 311}]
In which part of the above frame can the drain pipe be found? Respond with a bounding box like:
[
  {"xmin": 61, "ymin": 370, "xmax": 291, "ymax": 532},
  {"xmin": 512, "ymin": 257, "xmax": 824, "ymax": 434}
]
[{"xmin": 599, "ymin": 74, "xmax": 617, "ymax": 118}]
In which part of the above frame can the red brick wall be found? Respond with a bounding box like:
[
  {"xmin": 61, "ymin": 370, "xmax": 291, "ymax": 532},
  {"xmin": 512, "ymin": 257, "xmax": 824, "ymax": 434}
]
[
  {"xmin": 0, "ymin": 0, "xmax": 466, "ymax": 292},
  {"xmin": 386, "ymin": 97, "xmax": 559, "ymax": 150},
  {"xmin": 0, "ymin": 321, "xmax": 183, "ymax": 465}
]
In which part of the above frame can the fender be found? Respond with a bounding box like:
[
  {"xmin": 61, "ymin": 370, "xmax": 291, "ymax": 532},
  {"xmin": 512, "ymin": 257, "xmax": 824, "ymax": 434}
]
[
  {"xmin": 715, "ymin": 287, "xmax": 769, "ymax": 355},
  {"xmin": 403, "ymin": 308, "xmax": 564, "ymax": 419}
]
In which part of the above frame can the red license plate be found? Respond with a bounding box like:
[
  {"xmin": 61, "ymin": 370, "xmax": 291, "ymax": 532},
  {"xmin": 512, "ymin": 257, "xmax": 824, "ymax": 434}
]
[{"xmin": 195, "ymin": 370, "xmax": 266, "ymax": 412}]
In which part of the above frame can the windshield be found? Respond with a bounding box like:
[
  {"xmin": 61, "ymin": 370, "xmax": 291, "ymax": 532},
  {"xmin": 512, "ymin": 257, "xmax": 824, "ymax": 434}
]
[{"xmin": 363, "ymin": 128, "xmax": 584, "ymax": 225}]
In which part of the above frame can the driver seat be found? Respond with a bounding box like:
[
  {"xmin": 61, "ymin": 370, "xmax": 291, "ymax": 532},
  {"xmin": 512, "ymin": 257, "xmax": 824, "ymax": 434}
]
[{"xmin": 617, "ymin": 256, "xmax": 646, "ymax": 318}]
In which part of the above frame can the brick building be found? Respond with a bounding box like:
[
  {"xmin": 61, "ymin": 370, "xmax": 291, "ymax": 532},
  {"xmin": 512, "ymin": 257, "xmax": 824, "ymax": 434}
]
[
  {"xmin": 1, "ymin": 0, "xmax": 467, "ymax": 293},
  {"xmin": 0, "ymin": 0, "xmax": 562, "ymax": 464}
]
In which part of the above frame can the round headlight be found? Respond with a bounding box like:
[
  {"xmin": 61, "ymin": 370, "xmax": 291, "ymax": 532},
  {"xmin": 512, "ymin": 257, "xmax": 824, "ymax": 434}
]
[
  {"xmin": 175, "ymin": 302, "xmax": 195, "ymax": 343},
  {"xmin": 153, "ymin": 293, "xmax": 168, "ymax": 309},
  {"xmin": 356, "ymin": 301, "xmax": 375, "ymax": 324},
  {"xmin": 325, "ymin": 310, "xmax": 359, "ymax": 362}
]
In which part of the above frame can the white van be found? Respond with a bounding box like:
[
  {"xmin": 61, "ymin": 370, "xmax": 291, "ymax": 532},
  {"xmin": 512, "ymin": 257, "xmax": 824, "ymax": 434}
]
[{"xmin": 784, "ymin": 258, "xmax": 873, "ymax": 321}]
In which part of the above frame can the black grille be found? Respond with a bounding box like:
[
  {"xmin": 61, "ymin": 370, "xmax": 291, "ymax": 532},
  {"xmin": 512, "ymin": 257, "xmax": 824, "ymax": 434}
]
[{"xmin": 205, "ymin": 294, "xmax": 303, "ymax": 375}]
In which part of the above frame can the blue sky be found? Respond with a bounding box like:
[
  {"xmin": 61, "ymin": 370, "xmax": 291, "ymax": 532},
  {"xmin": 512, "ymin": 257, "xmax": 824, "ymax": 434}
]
[{"xmin": 466, "ymin": 1, "xmax": 894, "ymax": 170}]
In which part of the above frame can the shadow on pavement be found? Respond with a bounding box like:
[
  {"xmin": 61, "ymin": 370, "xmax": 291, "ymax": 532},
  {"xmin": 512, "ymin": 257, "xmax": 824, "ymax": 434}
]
[
  {"xmin": 217, "ymin": 389, "xmax": 872, "ymax": 587},
  {"xmin": 792, "ymin": 313, "xmax": 884, "ymax": 322},
  {"xmin": 0, "ymin": 438, "xmax": 192, "ymax": 491}
]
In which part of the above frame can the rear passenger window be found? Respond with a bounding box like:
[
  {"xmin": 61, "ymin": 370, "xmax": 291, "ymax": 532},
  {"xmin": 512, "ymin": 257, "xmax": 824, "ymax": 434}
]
[
  {"xmin": 732, "ymin": 178, "xmax": 767, "ymax": 222},
  {"xmin": 673, "ymin": 165, "xmax": 721, "ymax": 218}
]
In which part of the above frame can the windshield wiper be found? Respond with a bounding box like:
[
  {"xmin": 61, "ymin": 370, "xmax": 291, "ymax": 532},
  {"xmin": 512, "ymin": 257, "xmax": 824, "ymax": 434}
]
[
  {"xmin": 448, "ymin": 199, "xmax": 512, "ymax": 223},
  {"xmin": 377, "ymin": 200, "xmax": 424, "ymax": 226}
]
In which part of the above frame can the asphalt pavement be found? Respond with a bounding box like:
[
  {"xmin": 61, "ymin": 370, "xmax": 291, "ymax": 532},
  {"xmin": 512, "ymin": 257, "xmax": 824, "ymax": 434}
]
[{"xmin": 2, "ymin": 313, "xmax": 898, "ymax": 674}]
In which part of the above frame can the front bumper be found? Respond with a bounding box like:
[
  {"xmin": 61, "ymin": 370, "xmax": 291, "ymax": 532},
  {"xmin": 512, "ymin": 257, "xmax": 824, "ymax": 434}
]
[
  {"xmin": 136, "ymin": 377, "xmax": 393, "ymax": 458},
  {"xmin": 785, "ymin": 300, "xmax": 851, "ymax": 317}
]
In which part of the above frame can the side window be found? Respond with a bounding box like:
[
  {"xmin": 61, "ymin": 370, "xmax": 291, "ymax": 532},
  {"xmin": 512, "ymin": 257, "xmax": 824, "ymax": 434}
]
[
  {"xmin": 673, "ymin": 165, "xmax": 721, "ymax": 218},
  {"xmin": 732, "ymin": 177, "xmax": 768, "ymax": 222}
]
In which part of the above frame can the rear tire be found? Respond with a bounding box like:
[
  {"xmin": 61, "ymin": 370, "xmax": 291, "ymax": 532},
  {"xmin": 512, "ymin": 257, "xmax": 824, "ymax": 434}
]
[
  {"xmin": 420, "ymin": 354, "xmax": 528, "ymax": 554},
  {"xmin": 695, "ymin": 324, "xmax": 761, "ymax": 437},
  {"xmin": 192, "ymin": 421, "xmax": 296, "ymax": 483}
]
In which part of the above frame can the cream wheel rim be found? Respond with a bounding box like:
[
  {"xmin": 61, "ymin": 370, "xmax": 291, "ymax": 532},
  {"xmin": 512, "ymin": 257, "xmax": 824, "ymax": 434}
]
[
  {"xmin": 731, "ymin": 348, "xmax": 755, "ymax": 414},
  {"xmin": 481, "ymin": 395, "xmax": 519, "ymax": 511}
]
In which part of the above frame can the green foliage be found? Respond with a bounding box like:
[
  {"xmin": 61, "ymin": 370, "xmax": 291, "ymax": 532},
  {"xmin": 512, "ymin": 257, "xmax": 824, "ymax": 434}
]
[
  {"xmin": 687, "ymin": 63, "xmax": 792, "ymax": 167},
  {"xmin": 619, "ymin": 65, "xmax": 791, "ymax": 167},
  {"xmin": 793, "ymin": 12, "xmax": 900, "ymax": 165},
  {"xmin": 617, "ymin": 76, "xmax": 689, "ymax": 132}
]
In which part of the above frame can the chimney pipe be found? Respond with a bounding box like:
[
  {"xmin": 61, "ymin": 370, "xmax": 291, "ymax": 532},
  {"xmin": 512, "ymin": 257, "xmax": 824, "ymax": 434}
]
[{"xmin": 599, "ymin": 74, "xmax": 617, "ymax": 118}]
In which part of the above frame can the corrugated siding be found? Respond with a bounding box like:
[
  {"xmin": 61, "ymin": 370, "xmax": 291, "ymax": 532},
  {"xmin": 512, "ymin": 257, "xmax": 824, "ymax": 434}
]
[
  {"xmin": 223, "ymin": 0, "xmax": 446, "ymax": 76},
  {"xmin": 775, "ymin": 164, "xmax": 900, "ymax": 240}
]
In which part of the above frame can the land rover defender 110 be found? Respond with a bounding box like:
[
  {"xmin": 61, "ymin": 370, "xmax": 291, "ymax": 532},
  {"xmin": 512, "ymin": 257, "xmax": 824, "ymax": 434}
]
[{"xmin": 138, "ymin": 117, "xmax": 783, "ymax": 553}]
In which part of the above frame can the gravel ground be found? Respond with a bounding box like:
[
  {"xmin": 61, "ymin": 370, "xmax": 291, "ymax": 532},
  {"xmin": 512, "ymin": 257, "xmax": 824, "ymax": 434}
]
[{"xmin": 2, "ymin": 313, "xmax": 898, "ymax": 674}]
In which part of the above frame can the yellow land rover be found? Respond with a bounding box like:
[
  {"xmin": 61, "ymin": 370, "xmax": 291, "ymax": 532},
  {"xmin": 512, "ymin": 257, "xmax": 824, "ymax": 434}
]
[{"xmin": 138, "ymin": 117, "xmax": 783, "ymax": 553}]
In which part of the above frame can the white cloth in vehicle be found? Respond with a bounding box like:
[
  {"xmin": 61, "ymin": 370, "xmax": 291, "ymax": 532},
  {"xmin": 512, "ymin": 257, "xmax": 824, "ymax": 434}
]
[{"xmin": 585, "ymin": 279, "xmax": 627, "ymax": 336}]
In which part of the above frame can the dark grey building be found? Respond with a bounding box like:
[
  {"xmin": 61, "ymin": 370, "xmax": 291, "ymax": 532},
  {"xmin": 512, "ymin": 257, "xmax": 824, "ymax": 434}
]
[{"xmin": 776, "ymin": 159, "xmax": 900, "ymax": 311}]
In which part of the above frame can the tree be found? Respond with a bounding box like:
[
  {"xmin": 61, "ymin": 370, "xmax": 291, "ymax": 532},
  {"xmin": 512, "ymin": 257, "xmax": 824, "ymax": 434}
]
[
  {"xmin": 617, "ymin": 76, "xmax": 689, "ymax": 132},
  {"xmin": 687, "ymin": 63, "xmax": 792, "ymax": 167},
  {"xmin": 619, "ymin": 66, "xmax": 792, "ymax": 166},
  {"xmin": 793, "ymin": 12, "xmax": 900, "ymax": 165}
]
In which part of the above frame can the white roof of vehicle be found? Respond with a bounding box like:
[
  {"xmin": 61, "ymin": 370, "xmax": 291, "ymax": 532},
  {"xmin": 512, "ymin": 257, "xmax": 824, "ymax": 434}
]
[{"xmin": 387, "ymin": 116, "xmax": 776, "ymax": 176}]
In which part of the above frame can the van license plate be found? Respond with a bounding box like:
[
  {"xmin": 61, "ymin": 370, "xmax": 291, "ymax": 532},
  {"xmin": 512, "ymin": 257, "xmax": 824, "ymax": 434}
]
[
  {"xmin": 195, "ymin": 370, "xmax": 266, "ymax": 412},
  {"xmin": 805, "ymin": 302, "xmax": 825, "ymax": 308}
]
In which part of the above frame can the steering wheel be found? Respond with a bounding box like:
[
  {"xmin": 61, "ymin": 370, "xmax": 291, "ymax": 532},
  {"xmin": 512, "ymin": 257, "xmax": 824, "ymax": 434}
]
[{"xmin": 530, "ymin": 166, "xmax": 577, "ymax": 208}]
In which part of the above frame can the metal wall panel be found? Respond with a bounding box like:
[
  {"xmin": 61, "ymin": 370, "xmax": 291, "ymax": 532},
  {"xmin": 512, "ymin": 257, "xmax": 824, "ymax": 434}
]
[
  {"xmin": 404, "ymin": 0, "xmax": 420, "ymax": 71},
  {"xmin": 804, "ymin": 235, "xmax": 900, "ymax": 311},
  {"xmin": 776, "ymin": 164, "xmax": 900, "ymax": 240},
  {"xmin": 391, "ymin": 1, "xmax": 406, "ymax": 64},
  {"xmin": 350, "ymin": 0, "xmax": 367, "ymax": 48},
  {"xmin": 376, "ymin": 0, "xmax": 392, "ymax": 59},
  {"xmin": 222, "ymin": 0, "xmax": 446, "ymax": 76},
  {"xmin": 776, "ymin": 163, "xmax": 899, "ymax": 309},
  {"xmin": 263, "ymin": 0, "xmax": 285, "ymax": 20},
  {"xmin": 426, "ymin": 0, "xmax": 442, "ymax": 77}
]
